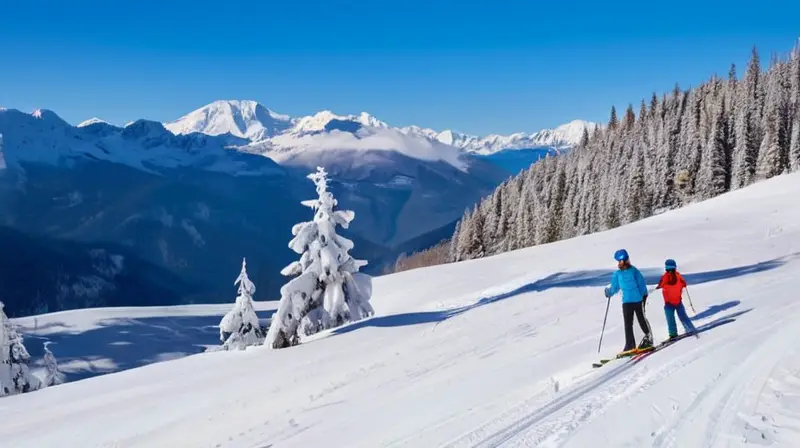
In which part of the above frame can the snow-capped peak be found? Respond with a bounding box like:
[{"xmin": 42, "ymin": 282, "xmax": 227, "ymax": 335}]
[
  {"xmin": 554, "ymin": 119, "xmax": 595, "ymax": 139},
  {"xmin": 289, "ymin": 110, "xmax": 389, "ymax": 135},
  {"xmin": 164, "ymin": 100, "xmax": 293, "ymax": 142},
  {"xmin": 77, "ymin": 117, "xmax": 110, "ymax": 128}
]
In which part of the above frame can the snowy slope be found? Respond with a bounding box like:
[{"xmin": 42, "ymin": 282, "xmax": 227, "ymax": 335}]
[
  {"xmin": 164, "ymin": 100, "xmax": 294, "ymax": 142},
  {"xmin": 11, "ymin": 302, "xmax": 277, "ymax": 381},
  {"xmin": 4, "ymin": 171, "xmax": 800, "ymax": 447}
]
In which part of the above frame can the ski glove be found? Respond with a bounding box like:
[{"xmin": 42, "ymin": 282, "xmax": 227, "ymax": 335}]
[{"xmin": 604, "ymin": 286, "xmax": 611, "ymax": 298}]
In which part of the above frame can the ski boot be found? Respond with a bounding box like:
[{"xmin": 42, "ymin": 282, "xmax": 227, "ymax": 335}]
[{"xmin": 638, "ymin": 333, "xmax": 654, "ymax": 350}]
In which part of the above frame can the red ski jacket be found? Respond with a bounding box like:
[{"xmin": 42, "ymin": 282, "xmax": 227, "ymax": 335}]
[{"xmin": 657, "ymin": 271, "xmax": 686, "ymax": 306}]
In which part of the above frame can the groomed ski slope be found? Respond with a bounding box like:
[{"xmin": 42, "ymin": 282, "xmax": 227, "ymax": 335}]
[{"xmin": 3, "ymin": 172, "xmax": 800, "ymax": 447}]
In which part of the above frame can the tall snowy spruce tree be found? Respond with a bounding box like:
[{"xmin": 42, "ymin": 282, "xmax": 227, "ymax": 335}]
[
  {"xmin": 449, "ymin": 42, "xmax": 800, "ymax": 263},
  {"xmin": 218, "ymin": 258, "xmax": 263, "ymax": 351},
  {"xmin": 266, "ymin": 167, "xmax": 374, "ymax": 349},
  {"xmin": 1, "ymin": 301, "xmax": 40, "ymax": 396}
]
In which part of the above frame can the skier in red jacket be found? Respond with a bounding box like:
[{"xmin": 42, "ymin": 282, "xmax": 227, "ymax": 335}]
[{"xmin": 656, "ymin": 259, "xmax": 697, "ymax": 340}]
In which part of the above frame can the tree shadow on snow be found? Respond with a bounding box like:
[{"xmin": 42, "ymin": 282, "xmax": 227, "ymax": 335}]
[
  {"xmin": 335, "ymin": 255, "xmax": 789, "ymax": 335},
  {"xmin": 18, "ymin": 310, "xmax": 275, "ymax": 382}
]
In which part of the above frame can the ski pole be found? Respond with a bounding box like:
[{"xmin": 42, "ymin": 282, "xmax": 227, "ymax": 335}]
[
  {"xmin": 598, "ymin": 294, "xmax": 611, "ymax": 353},
  {"xmin": 685, "ymin": 286, "xmax": 697, "ymax": 315}
]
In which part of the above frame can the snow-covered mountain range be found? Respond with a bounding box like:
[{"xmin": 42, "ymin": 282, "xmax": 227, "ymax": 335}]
[
  {"xmin": 163, "ymin": 100, "xmax": 598, "ymax": 157},
  {"xmin": 0, "ymin": 107, "xmax": 280, "ymax": 176},
  {"xmin": 164, "ymin": 100, "xmax": 294, "ymax": 142},
  {"xmin": 401, "ymin": 119, "xmax": 598, "ymax": 155}
]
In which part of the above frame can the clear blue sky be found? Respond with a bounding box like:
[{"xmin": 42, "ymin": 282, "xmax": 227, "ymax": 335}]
[{"xmin": 1, "ymin": 0, "xmax": 798, "ymax": 135}]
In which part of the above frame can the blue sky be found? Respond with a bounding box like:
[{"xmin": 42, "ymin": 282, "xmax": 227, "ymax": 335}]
[{"xmin": 1, "ymin": 0, "xmax": 798, "ymax": 135}]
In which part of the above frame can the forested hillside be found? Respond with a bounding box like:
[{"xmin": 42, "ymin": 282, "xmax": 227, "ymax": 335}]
[{"xmin": 449, "ymin": 45, "xmax": 800, "ymax": 262}]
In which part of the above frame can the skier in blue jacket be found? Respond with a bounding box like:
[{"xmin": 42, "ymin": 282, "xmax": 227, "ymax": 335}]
[{"xmin": 604, "ymin": 249, "xmax": 653, "ymax": 352}]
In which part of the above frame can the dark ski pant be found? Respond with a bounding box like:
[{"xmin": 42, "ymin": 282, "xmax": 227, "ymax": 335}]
[
  {"xmin": 622, "ymin": 299, "xmax": 652, "ymax": 351},
  {"xmin": 664, "ymin": 302, "xmax": 696, "ymax": 336}
]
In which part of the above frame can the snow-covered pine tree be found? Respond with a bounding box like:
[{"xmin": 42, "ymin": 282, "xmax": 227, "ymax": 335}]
[
  {"xmin": 697, "ymin": 100, "xmax": 730, "ymax": 199},
  {"xmin": 483, "ymin": 187, "xmax": 503, "ymax": 251},
  {"xmin": 448, "ymin": 220, "xmax": 462, "ymax": 262},
  {"xmin": 465, "ymin": 203, "xmax": 485, "ymax": 259},
  {"xmin": 791, "ymin": 113, "xmax": 800, "ymax": 172},
  {"xmin": 732, "ymin": 48, "xmax": 763, "ymax": 189},
  {"xmin": 791, "ymin": 44, "xmax": 800, "ymax": 171},
  {"xmin": 42, "ymin": 341, "xmax": 65, "ymax": 387},
  {"xmin": 265, "ymin": 167, "xmax": 374, "ymax": 349},
  {"xmin": 757, "ymin": 65, "xmax": 787, "ymax": 179},
  {"xmin": 218, "ymin": 257, "xmax": 263, "ymax": 350},
  {"xmin": 513, "ymin": 191, "xmax": 533, "ymax": 249},
  {"xmin": 452, "ymin": 207, "xmax": 473, "ymax": 262},
  {"xmin": 0, "ymin": 301, "xmax": 40, "ymax": 396},
  {"xmin": 608, "ymin": 105, "xmax": 619, "ymax": 130},
  {"xmin": 624, "ymin": 104, "xmax": 636, "ymax": 132},
  {"xmin": 625, "ymin": 146, "xmax": 646, "ymax": 222},
  {"xmin": 579, "ymin": 127, "xmax": 590, "ymax": 148}
]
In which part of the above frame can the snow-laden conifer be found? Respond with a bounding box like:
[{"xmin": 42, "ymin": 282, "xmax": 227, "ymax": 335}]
[
  {"xmin": 218, "ymin": 258, "xmax": 263, "ymax": 350},
  {"xmin": 1, "ymin": 302, "xmax": 40, "ymax": 396},
  {"xmin": 266, "ymin": 167, "xmax": 374, "ymax": 349}
]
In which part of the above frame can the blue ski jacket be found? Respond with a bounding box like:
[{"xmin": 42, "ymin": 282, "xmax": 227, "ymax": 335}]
[{"xmin": 605, "ymin": 266, "xmax": 648, "ymax": 303}]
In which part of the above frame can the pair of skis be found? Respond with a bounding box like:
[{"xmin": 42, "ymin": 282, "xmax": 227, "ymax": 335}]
[
  {"xmin": 592, "ymin": 332, "xmax": 697, "ymax": 368},
  {"xmin": 592, "ymin": 346, "xmax": 653, "ymax": 368}
]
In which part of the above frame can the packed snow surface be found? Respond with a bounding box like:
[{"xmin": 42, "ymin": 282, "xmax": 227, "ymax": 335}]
[{"xmin": 4, "ymin": 172, "xmax": 800, "ymax": 447}]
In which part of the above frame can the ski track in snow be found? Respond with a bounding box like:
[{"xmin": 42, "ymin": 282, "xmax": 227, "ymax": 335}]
[
  {"xmin": 650, "ymin": 300, "xmax": 800, "ymax": 448},
  {"xmin": 442, "ymin": 292, "xmax": 800, "ymax": 447}
]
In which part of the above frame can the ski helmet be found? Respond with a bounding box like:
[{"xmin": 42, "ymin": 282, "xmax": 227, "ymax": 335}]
[
  {"xmin": 665, "ymin": 259, "xmax": 677, "ymax": 270},
  {"xmin": 614, "ymin": 249, "xmax": 629, "ymax": 262}
]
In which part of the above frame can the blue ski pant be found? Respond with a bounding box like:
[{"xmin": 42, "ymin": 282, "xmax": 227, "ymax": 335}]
[{"xmin": 664, "ymin": 302, "xmax": 696, "ymax": 336}]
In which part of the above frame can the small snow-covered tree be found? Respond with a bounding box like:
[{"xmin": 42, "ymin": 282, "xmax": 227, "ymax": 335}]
[
  {"xmin": 1, "ymin": 301, "xmax": 40, "ymax": 396},
  {"xmin": 218, "ymin": 258, "xmax": 263, "ymax": 350},
  {"xmin": 791, "ymin": 116, "xmax": 800, "ymax": 172},
  {"xmin": 266, "ymin": 167, "xmax": 374, "ymax": 349},
  {"xmin": 41, "ymin": 341, "xmax": 65, "ymax": 387}
]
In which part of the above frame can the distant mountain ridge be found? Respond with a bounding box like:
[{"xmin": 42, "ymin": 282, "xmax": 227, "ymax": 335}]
[{"xmin": 161, "ymin": 100, "xmax": 598, "ymax": 156}]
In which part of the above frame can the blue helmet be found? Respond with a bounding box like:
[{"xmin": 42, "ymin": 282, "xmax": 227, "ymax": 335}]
[
  {"xmin": 665, "ymin": 259, "xmax": 677, "ymax": 270},
  {"xmin": 614, "ymin": 249, "xmax": 629, "ymax": 262}
]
